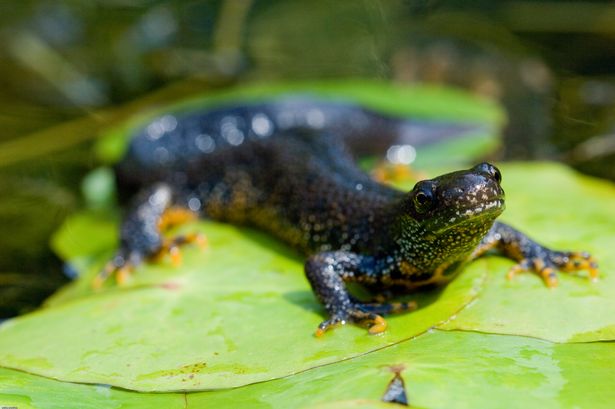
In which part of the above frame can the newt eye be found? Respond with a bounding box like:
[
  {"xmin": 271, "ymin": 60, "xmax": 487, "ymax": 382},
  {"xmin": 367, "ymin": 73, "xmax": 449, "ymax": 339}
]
[
  {"xmin": 413, "ymin": 186, "xmax": 434, "ymax": 214},
  {"xmin": 492, "ymin": 167, "xmax": 502, "ymax": 183}
]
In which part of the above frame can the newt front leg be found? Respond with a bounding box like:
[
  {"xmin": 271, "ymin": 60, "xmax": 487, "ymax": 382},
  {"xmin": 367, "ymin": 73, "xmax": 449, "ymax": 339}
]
[
  {"xmin": 305, "ymin": 251, "xmax": 416, "ymax": 336},
  {"xmin": 473, "ymin": 221, "xmax": 599, "ymax": 287}
]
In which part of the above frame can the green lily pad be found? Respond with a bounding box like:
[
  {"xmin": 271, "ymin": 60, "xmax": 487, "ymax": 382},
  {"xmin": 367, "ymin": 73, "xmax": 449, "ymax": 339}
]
[
  {"xmin": 439, "ymin": 162, "xmax": 615, "ymax": 342},
  {"xmin": 193, "ymin": 330, "xmax": 615, "ymax": 409},
  {"xmin": 0, "ymin": 218, "xmax": 485, "ymax": 391},
  {"xmin": 2, "ymin": 330, "xmax": 614, "ymax": 408},
  {"xmin": 0, "ymin": 367, "xmax": 184, "ymax": 409}
]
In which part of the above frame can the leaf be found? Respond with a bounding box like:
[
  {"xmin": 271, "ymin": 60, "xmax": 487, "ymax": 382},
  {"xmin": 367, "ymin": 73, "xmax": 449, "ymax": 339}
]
[
  {"xmin": 2, "ymin": 330, "xmax": 614, "ymax": 408},
  {"xmin": 190, "ymin": 330, "xmax": 615, "ymax": 409},
  {"xmin": 439, "ymin": 163, "xmax": 615, "ymax": 342},
  {"xmin": 81, "ymin": 167, "xmax": 116, "ymax": 210},
  {"xmin": 0, "ymin": 367, "xmax": 185, "ymax": 409},
  {"xmin": 0, "ymin": 218, "xmax": 485, "ymax": 391}
]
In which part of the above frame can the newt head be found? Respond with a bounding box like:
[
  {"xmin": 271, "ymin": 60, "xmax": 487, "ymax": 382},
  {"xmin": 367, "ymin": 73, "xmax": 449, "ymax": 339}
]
[
  {"xmin": 393, "ymin": 162, "xmax": 505, "ymax": 276},
  {"xmin": 405, "ymin": 162, "xmax": 505, "ymax": 233}
]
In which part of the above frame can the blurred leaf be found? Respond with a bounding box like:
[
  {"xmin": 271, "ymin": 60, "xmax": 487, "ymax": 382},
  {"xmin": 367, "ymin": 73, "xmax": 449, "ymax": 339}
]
[
  {"xmin": 49, "ymin": 211, "xmax": 118, "ymax": 277},
  {"xmin": 81, "ymin": 167, "xmax": 116, "ymax": 210}
]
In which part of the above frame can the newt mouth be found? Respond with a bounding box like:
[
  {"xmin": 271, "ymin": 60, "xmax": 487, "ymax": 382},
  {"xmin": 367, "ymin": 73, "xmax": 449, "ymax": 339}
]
[
  {"xmin": 429, "ymin": 198, "xmax": 505, "ymax": 234},
  {"xmin": 455, "ymin": 198, "xmax": 505, "ymax": 219}
]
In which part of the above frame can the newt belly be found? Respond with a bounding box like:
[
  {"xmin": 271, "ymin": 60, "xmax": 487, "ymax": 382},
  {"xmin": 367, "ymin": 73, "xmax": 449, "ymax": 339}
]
[{"xmin": 99, "ymin": 97, "xmax": 598, "ymax": 335}]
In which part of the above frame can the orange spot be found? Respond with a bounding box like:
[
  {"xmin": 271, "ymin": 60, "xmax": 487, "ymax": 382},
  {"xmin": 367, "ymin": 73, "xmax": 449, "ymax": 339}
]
[
  {"xmin": 589, "ymin": 266, "xmax": 600, "ymax": 281},
  {"xmin": 471, "ymin": 241, "xmax": 498, "ymax": 259},
  {"xmin": 116, "ymin": 266, "xmax": 133, "ymax": 285},
  {"xmin": 540, "ymin": 268, "xmax": 558, "ymax": 288},
  {"xmin": 506, "ymin": 264, "xmax": 523, "ymax": 280},
  {"xmin": 532, "ymin": 258, "xmax": 546, "ymax": 272},
  {"xmin": 368, "ymin": 315, "xmax": 388, "ymax": 335},
  {"xmin": 503, "ymin": 242, "xmax": 525, "ymax": 262},
  {"xmin": 192, "ymin": 233, "xmax": 208, "ymax": 250},
  {"xmin": 92, "ymin": 274, "xmax": 105, "ymax": 290},
  {"xmin": 169, "ymin": 246, "xmax": 182, "ymax": 267},
  {"xmin": 561, "ymin": 253, "xmax": 600, "ymax": 281},
  {"xmin": 371, "ymin": 162, "xmax": 426, "ymax": 184},
  {"xmin": 315, "ymin": 328, "xmax": 325, "ymax": 338},
  {"xmin": 92, "ymin": 261, "xmax": 116, "ymax": 289},
  {"xmin": 158, "ymin": 207, "xmax": 198, "ymax": 232},
  {"xmin": 371, "ymin": 167, "xmax": 387, "ymax": 183},
  {"xmin": 152, "ymin": 249, "xmax": 166, "ymax": 262},
  {"xmin": 399, "ymin": 261, "xmax": 418, "ymax": 276}
]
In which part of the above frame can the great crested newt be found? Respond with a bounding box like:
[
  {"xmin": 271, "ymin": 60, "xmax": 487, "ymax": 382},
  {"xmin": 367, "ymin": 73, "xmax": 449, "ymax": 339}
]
[{"xmin": 97, "ymin": 97, "xmax": 599, "ymax": 336}]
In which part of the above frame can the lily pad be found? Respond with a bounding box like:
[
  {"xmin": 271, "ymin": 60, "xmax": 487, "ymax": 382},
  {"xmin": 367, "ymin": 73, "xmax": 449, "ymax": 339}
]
[
  {"xmin": 193, "ymin": 330, "xmax": 615, "ymax": 409},
  {"xmin": 2, "ymin": 330, "xmax": 614, "ymax": 408},
  {"xmin": 0, "ymin": 367, "xmax": 184, "ymax": 409},
  {"xmin": 439, "ymin": 162, "xmax": 615, "ymax": 342},
  {"xmin": 0, "ymin": 218, "xmax": 485, "ymax": 391}
]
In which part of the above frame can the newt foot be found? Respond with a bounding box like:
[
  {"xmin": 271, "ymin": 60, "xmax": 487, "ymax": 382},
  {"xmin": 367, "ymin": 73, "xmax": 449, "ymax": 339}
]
[
  {"xmin": 154, "ymin": 232, "xmax": 208, "ymax": 266},
  {"xmin": 506, "ymin": 251, "xmax": 599, "ymax": 288},
  {"xmin": 315, "ymin": 301, "xmax": 417, "ymax": 337},
  {"xmin": 93, "ymin": 257, "xmax": 137, "ymax": 289},
  {"xmin": 92, "ymin": 232, "xmax": 207, "ymax": 289},
  {"xmin": 315, "ymin": 312, "xmax": 387, "ymax": 337}
]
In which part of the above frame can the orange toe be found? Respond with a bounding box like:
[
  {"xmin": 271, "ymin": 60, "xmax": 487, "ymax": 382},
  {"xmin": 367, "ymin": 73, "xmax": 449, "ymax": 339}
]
[{"xmin": 368, "ymin": 315, "xmax": 388, "ymax": 335}]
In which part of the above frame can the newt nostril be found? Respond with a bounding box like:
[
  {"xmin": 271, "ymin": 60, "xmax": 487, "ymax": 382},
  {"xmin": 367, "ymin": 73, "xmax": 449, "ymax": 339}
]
[{"xmin": 474, "ymin": 162, "xmax": 502, "ymax": 184}]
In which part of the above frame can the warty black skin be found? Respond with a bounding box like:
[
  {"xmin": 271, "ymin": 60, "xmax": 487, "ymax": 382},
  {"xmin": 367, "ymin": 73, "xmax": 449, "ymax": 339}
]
[{"xmin": 107, "ymin": 98, "xmax": 598, "ymax": 335}]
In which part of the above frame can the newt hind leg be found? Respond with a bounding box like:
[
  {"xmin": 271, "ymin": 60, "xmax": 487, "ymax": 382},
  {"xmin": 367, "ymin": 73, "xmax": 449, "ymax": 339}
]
[
  {"xmin": 93, "ymin": 184, "xmax": 206, "ymax": 288},
  {"xmin": 153, "ymin": 208, "xmax": 207, "ymax": 266}
]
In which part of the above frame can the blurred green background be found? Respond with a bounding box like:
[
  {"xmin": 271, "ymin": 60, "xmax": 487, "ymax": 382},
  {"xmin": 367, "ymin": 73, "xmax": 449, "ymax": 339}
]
[{"xmin": 1, "ymin": 0, "xmax": 614, "ymax": 317}]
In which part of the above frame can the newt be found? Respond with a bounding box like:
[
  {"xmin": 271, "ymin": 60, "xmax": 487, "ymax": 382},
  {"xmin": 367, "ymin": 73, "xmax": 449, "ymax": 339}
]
[{"xmin": 97, "ymin": 97, "xmax": 599, "ymax": 336}]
